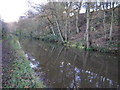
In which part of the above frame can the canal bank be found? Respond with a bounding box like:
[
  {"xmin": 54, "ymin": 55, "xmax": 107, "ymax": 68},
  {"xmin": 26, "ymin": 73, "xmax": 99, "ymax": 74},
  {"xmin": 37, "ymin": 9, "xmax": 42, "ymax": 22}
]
[{"xmin": 2, "ymin": 35, "xmax": 45, "ymax": 88}]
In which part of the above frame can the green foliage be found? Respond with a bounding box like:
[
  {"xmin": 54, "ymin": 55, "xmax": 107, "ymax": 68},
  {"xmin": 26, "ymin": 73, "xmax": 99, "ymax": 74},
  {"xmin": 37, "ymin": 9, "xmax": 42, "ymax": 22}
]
[
  {"xmin": 94, "ymin": 46, "xmax": 109, "ymax": 53},
  {"xmin": 85, "ymin": 46, "xmax": 94, "ymax": 51},
  {"xmin": 6, "ymin": 58, "xmax": 44, "ymax": 88}
]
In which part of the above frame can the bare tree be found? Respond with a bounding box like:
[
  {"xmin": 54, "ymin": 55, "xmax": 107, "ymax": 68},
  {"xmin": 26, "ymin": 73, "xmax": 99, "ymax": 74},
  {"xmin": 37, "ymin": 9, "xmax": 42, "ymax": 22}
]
[
  {"xmin": 86, "ymin": 2, "xmax": 91, "ymax": 49},
  {"xmin": 109, "ymin": 2, "xmax": 115, "ymax": 41},
  {"xmin": 102, "ymin": 2, "xmax": 107, "ymax": 39},
  {"xmin": 46, "ymin": 16, "xmax": 56, "ymax": 36},
  {"xmin": 75, "ymin": 1, "xmax": 83, "ymax": 33}
]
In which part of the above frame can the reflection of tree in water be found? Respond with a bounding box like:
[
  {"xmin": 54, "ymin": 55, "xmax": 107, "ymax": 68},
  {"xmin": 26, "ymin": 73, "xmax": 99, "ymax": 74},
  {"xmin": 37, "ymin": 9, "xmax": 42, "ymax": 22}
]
[{"xmin": 21, "ymin": 39, "xmax": 119, "ymax": 88}]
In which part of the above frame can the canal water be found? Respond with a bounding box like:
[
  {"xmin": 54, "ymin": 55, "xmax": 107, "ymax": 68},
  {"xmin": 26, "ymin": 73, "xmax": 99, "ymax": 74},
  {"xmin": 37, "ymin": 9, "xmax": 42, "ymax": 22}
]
[{"xmin": 20, "ymin": 39, "xmax": 119, "ymax": 88}]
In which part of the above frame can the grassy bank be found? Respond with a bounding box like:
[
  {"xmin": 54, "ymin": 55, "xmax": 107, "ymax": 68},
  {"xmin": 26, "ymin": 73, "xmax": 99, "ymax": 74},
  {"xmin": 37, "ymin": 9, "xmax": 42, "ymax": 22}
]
[{"xmin": 2, "ymin": 35, "xmax": 45, "ymax": 88}]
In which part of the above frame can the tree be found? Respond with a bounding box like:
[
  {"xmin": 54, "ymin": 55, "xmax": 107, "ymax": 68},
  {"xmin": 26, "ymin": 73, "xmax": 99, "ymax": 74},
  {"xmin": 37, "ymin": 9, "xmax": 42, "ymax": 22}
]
[
  {"xmin": 51, "ymin": 2, "xmax": 65, "ymax": 42},
  {"xmin": 102, "ymin": 2, "xmax": 107, "ymax": 39},
  {"xmin": 109, "ymin": 2, "xmax": 115, "ymax": 41},
  {"xmin": 63, "ymin": 2, "xmax": 73, "ymax": 41},
  {"xmin": 46, "ymin": 16, "xmax": 56, "ymax": 36},
  {"xmin": 75, "ymin": 1, "xmax": 83, "ymax": 33},
  {"xmin": 85, "ymin": 2, "xmax": 91, "ymax": 49}
]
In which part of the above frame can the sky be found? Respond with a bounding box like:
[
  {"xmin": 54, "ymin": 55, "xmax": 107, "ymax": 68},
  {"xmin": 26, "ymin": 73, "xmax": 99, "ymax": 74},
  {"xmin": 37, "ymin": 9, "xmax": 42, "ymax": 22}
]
[{"xmin": 0, "ymin": 0, "xmax": 47, "ymax": 22}]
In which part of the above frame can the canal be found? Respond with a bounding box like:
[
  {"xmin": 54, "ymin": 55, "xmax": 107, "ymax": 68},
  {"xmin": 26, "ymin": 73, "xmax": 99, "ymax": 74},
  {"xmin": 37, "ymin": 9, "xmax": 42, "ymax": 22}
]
[{"xmin": 20, "ymin": 39, "xmax": 119, "ymax": 88}]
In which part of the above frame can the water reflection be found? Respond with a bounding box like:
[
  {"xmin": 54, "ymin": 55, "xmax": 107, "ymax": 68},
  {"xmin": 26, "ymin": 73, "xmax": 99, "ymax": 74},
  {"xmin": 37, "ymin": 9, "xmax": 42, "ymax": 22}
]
[{"xmin": 21, "ymin": 39, "xmax": 119, "ymax": 88}]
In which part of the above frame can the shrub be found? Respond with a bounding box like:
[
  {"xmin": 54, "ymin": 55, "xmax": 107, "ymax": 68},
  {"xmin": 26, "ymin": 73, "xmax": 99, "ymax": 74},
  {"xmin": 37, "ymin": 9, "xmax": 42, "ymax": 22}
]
[{"xmin": 42, "ymin": 34, "xmax": 59, "ymax": 43}]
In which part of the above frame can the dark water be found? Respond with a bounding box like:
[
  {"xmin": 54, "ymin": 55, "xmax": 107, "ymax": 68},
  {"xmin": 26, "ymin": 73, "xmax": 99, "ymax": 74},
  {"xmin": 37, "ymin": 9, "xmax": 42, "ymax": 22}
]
[{"xmin": 20, "ymin": 39, "xmax": 119, "ymax": 88}]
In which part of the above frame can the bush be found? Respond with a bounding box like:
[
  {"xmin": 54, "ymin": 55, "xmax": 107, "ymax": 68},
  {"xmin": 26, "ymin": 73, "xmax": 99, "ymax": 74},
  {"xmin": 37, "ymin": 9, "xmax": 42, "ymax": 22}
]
[{"xmin": 42, "ymin": 34, "xmax": 60, "ymax": 42}]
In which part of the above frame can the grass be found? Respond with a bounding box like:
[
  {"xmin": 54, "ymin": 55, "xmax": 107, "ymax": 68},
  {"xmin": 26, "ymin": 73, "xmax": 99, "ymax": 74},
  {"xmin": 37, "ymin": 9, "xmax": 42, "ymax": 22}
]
[{"xmin": 2, "ymin": 35, "xmax": 45, "ymax": 88}]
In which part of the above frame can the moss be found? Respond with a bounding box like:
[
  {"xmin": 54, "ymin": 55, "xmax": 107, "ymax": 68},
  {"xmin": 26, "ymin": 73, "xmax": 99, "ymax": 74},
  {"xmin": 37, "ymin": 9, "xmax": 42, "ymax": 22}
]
[
  {"xmin": 63, "ymin": 41, "xmax": 71, "ymax": 47},
  {"xmin": 78, "ymin": 46, "xmax": 85, "ymax": 49},
  {"xmin": 68, "ymin": 42, "xmax": 85, "ymax": 51},
  {"xmin": 70, "ymin": 44, "xmax": 77, "ymax": 47}
]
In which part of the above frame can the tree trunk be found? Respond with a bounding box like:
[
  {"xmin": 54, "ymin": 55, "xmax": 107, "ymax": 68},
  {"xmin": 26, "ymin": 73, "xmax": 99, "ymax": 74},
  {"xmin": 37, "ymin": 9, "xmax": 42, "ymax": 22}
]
[
  {"xmin": 103, "ymin": 11, "xmax": 106, "ymax": 39},
  {"xmin": 64, "ymin": 2, "xmax": 72, "ymax": 41},
  {"xmin": 54, "ymin": 15, "xmax": 64, "ymax": 42},
  {"xmin": 65, "ymin": 19, "xmax": 68, "ymax": 41},
  {"xmin": 68, "ymin": 20, "xmax": 71, "ymax": 34},
  {"xmin": 86, "ymin": 2, "xmax": 91, "ymax": 49},
  {"xmin": 47, "ymin": 17, "xmax": 56, "ymax": 36},
  {"xmin": 109, "ymin": 2, "xmax": 114, "ymax": 41},
  {"xmin": 103, "ymin": 6, "xmax": 107, "ymax": 39},
  {"xmin": 95, "ymin": 2, "xmax": 98, "ymax": 11},
  {"xmin": 76, "ymin": 2, "xmax": 82, "ymax": 34},
  {"xmin": 50, "ymin": 24, "xmax": 56, "ymax": 36},
  {"xmin": 76, "ymin": 13, "xmax": 79, "ymax": 33}
]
